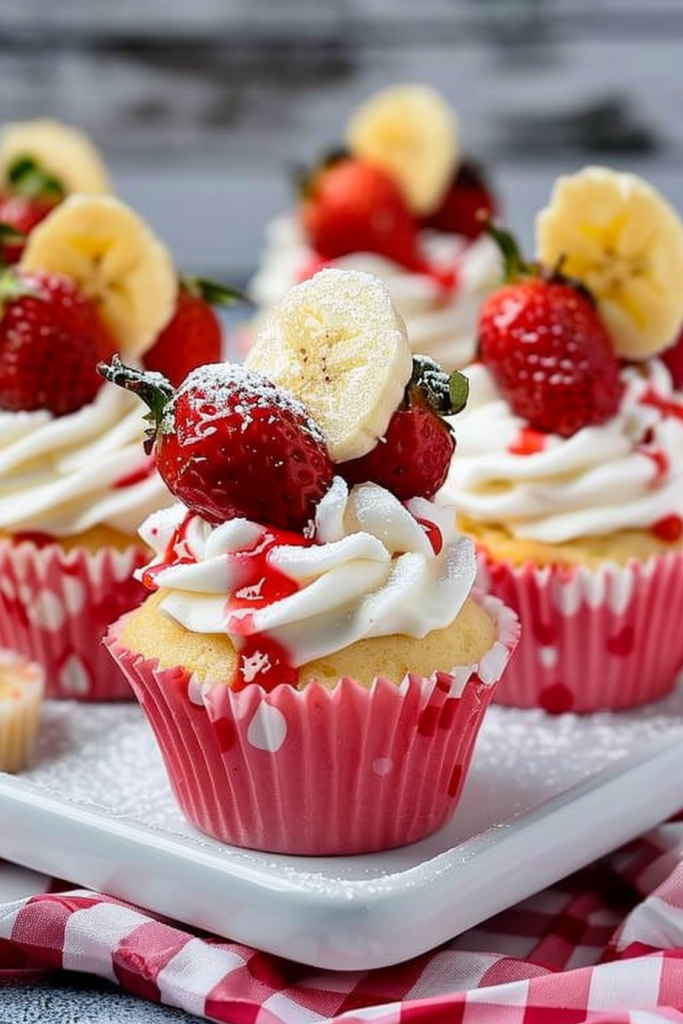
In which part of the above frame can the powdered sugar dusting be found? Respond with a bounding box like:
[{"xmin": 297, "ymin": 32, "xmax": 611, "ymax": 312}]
[{"xmin": 167, "ymin": 363, "xmax": 327, "ymax": 446}]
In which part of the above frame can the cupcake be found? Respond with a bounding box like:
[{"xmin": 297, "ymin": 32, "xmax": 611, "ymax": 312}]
[
  {"xmin": 0, "ymin": 118, "xmax": 111, "ymax": 263},
  {"xmin": 0, "ymin": 193, "xmax": 180, "ymax": 700},
  {"xmin": 104, "ymin": 268, "xmax": 519, "ymax": 855},
  {"xmin": 0, "ymin": 648, "xmax": 44, "ymax": 772},
  {"xmin": 442, "ymin": 167, "xmax": 683, "ymax": 713},
  {"xmin": 247, "ymin": 84, "xmax": 501, "ymax": 372}
]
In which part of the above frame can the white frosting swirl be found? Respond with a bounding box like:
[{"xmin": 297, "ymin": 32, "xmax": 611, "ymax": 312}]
[
  {"xmin": 248, "ymin": 215, "xmax": 501, "ymax": 371},
  {"xmin": 0, "ymin": 383, "xmax": 171, "ymax": 537},
  {"xmin": 139, "ymin": 477, "xmax": 476, "ymax": 665},
  {"xmin": 441, "ymin": 360, "xmax": 683, "ymax": 543}
]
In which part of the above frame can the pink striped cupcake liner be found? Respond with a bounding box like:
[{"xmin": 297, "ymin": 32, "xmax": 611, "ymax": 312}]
[
  {"xmin": 0, "ymin": 538, "xmax": 149, "ymax": 701},
  {"xmin": 105, "ymin": 593, "xmax": 519, "ymax": 855},
  {"xmin": 477, "ymin": 550, "xmax": 683, "ymax": 713}
]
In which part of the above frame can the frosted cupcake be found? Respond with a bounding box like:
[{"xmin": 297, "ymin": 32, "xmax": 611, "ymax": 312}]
[
  {"xmin": 443, "ymin": 168, "xmax": 683, "ymax": 713},
  {"xmin": 104, "ymin": 269, "xmax": 518, "ymax": 855},
  {"xmin": 0, "ymin": 194, "xmax": 179, "ymax": 700},
  {"xmin": 248, "ymin": 85, "xmax": 501, "ymax": 371}
]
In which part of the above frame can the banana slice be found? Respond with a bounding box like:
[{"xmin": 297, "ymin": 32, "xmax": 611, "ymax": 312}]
[
  {"xmin": 0, "ymin": 119, "xmax": 110, "ymax": 195},
  {"xmin": 20, "ymin": 195, "xmax": 177, "ymax": 357},
  {"xmin": 536, "ymin": 166, "xmax": 683, "ymax": 359},
  {"xmin": 346, "ymin": 84, "xmax": 459, "ymax": 215},
  {"xmin": 245, "ymin": 268, "xmax": 413, "ymax": 461}
]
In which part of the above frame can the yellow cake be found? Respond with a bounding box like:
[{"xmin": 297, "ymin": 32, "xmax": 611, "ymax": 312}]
[
  {"xmin": 457, "ymin": 516, "xmax": 683, "ymax": 571},
  {"xmin": 119, "ymin": 587, "xmax": 496, "ymax": 691}
]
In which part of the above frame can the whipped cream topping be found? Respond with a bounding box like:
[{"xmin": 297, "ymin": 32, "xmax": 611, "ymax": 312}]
[
  {"xmin": 248, "ymin": 215, "xmax": 501, "ymax": 371},
  {"xmin": 442, "ymin": 360, "xmax": 683, "ymax": 544},
  {"xmin": 0, "ymin": 383, "xmax": 171, "ymax": 537},
  {"xmin": 139, "ymin": 477, "xmax": 476, "ymax": 683}
]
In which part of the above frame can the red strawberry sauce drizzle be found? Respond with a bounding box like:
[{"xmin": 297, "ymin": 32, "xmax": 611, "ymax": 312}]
[
  {"xmin": 113, "ymin": 454, "xmax": 156, "ymax": 489},
  {"xmin": 652, "ymin": 515, "xmax": 683, "ymax": 543},
  {"xmin": 637, "ymin": 443, "xmax": 669, "ymax": 485},
  {"xmin": 635, "ymin": 392, "xmax": 683, "ymax": 540},
  {"xmin": 141, "ymin": 514, "xmax": 311, "ymax": 691},
  {"xmin": 141, "ymin": 513, "xmax": 196, "ymax": 590},
  {"xmin": 415, "ymin": 518, "xmax": 443, "ymax": 555},
  {"xmin": 508, "ymin": 428, "xmax": 547, "ymax": 456},
  {"xmin": 640, "ymin": 388, "xmax": 683, "ymax": 423},
  {"xmin": 224, "ymin": 526, "xmax": 310, "ymax": 622},
  {"xmin": 140, "ymin": 505, "xmax": 444, "ymax": 691},
  {"xmin": 298, "ymin": 254, "xmax": 460, "ymax": 298}
]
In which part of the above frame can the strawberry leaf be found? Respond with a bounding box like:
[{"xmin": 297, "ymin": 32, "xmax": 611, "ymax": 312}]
[
  {"xmin": 408, "ymin": 355, "xmax": 469, "ymax": 416},
  {"xmin": 448, "ymin": 370, "xmax": 469, "ymax": 414},
  {"xmin": 7, "ymin": 156, "xmax": 64, "ymax": 203},
  {"xmin": 183, "ymin": 276, "xmax": 250, "ymax": 308},
  {"xmin": 98, "ymin": 355, "xmax": 174, "ymax": 454},
  {"xmin": 0, "ymin": 223, "xmax": 25, "ymax": 246},
  {"xmin": 483, "ymin": 220, "xmax": 531, "ymax": 281}
]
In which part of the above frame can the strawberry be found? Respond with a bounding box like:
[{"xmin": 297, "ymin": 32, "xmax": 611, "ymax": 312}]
[
  {"xmin": 0, "ymin": 269, "xmax": 115, "ymax": 416},
  {"xmin": 143, "ymin": 278, "xmax": 243, "ymax": 387},
  {"xmin": 423, "ymin": 159, "xmax": 496, "ymax": 240},
  {"xmin": 0, "ymin": 194, "xmax": 55, "ymax": 264},
  {"xmin": 99, "ymin": 357, "xmax": 335, "ymax": 531},
  {"xmin": 301, "ymin": 157, "xmax": 423, "ymax": 269},
  {"xmin": 340, "ymin": 356, "xmax": 469, "ymax": 501},
  {"xmin": 0, "ymin": 155, "xmax": 64, "ymax": 265},
  {"xmin": 478, "ymin": 224, "xmax": 623, "ymax": 437},
  {"xmin": 661, "ymin": 327, "xmax": 683, "ymax": 389}
]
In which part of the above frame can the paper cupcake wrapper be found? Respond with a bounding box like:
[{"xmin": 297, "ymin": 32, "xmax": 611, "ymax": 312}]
[
  {"xmin": 0, "ymin": 648, "xmax": 44, "ymax": 773},
  {"xmin": 105, "ymin": 593, "xmax": 519, "ymax": 855},
  {"xmin": 477, "ymin": 550, "xmax": 683, "ymax": 713},
  {"xmin": 0, "ymin": 539, "xmax": 149, "ymax": 701}
]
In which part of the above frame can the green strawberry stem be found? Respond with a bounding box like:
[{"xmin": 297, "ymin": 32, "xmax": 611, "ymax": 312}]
[
  {"xmin": 0, "ymin": 223, "xmax": 25, "ymax": 246},
  {"xmin": 98, "ymin": 356, "xmax": 174, "ymax": 454},
  {"xmin": 408, "ymin": 355, "xmax": 469, "ymax": 417},
  {"xmin": 7, "ymin": 156, "xmax": 64, "ymax": 202},
  {"xmin": 182, "ymin": 276, "xmax": 250, "ymax": 308},
  {"xmin": 482, "ymin": 219, "xmax": 531, "ymax": 282},
  {"xmin": 293, "ymin": 147, "xmax": 349, "ymax": 199},
  {"xmin": 0, "ymin": 225, "xmax": 26, "ymax": 272},
  {"xmin": 482, "ymin": 218, "xmax": 597, "ymax": 304}
]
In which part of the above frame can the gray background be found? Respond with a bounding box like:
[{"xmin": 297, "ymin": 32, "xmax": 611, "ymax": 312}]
[{"xmin": 1, "ymin": 0, "xmax": 682, "ymax": 278}]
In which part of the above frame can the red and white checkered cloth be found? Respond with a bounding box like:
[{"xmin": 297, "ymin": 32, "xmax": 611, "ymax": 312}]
[{"xmin": 3, "ymin": 821, "xmax": 683, "ymax": 1023}]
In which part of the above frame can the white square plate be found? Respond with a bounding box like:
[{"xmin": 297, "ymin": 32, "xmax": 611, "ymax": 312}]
[{"xmin": 1, "ymin": 692, "xmax": 683, "ymax": 970}]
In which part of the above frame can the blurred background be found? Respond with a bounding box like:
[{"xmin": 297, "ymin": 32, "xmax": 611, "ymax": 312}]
[{"xmin": 2, "ymin": 0, "xmax": 681, "ymax": 278}]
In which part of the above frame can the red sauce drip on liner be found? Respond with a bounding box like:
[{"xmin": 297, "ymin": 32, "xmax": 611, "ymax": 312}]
[
  {"xmin": 231, "ymin": 632, "xmax": 298, "ymax": 692},
  {"xmin": 508, "ymin": 428, "xmax": 547, "ymax": 457},
  {"xmin": 113, "ymin": 454, "xmax": 156, "ymax": 489}
]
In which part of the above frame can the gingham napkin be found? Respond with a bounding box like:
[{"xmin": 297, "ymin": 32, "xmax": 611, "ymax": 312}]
[{"xmin": 2, "ymin": 820, "xmax": 683, "ymax": 1023}]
